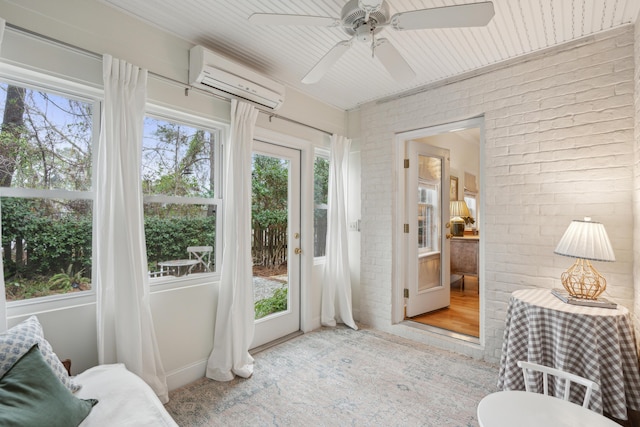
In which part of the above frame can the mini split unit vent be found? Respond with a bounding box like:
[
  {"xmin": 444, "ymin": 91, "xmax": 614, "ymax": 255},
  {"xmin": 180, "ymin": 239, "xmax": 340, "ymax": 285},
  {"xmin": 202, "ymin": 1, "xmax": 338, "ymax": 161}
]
[{"xmin": 189, "ymin": 45, "xmax": 285, "ymax": 110}]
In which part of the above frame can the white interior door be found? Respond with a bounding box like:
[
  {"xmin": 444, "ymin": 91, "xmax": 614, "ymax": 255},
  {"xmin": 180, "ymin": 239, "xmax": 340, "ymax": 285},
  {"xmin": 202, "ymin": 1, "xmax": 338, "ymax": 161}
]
[
  {"xmin": 405, "ymin": 140, "xmax": 451, "ymax": 317},
  {"xmin": 251, "ymin": 140, "xmax": 301, "ymax": 349}
]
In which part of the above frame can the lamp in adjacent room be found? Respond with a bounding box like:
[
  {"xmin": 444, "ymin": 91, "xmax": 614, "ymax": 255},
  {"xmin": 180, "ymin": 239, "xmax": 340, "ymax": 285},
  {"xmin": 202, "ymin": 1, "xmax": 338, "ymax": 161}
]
[
  {"xmin": 554, "ymin": 217, "xmax": 615, "ymax": 300},
  {"xmin": 449, "ymin": 200, "xmax": 470, "ymax": 237}
]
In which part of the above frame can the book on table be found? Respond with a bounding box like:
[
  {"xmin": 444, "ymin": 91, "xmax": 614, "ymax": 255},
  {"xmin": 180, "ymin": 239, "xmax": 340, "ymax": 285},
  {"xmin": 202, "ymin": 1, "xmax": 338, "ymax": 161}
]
[{"xmin": 551, "ymin": 289, "xmax": 617, "ymax": 309}]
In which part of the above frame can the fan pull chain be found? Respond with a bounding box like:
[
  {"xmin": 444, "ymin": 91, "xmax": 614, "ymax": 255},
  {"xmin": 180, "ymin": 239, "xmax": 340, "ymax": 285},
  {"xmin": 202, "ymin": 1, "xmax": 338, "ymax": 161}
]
[{"xmin": 371, "ymin": 27, "xmax": 376, "ymax": 58}]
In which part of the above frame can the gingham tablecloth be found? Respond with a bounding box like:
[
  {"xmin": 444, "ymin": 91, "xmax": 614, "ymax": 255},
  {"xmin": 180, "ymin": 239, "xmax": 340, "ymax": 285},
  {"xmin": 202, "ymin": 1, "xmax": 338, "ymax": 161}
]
[{"xmin": 497, "ymin": 288, "xmax": 640, "ymax": 420}]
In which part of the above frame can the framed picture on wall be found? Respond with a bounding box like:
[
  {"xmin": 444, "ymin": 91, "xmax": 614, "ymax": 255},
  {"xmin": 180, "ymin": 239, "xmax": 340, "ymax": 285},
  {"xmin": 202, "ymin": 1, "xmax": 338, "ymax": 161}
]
[{"xmin": 450, "ymin": 176, "xmax": 458, "ymax": 201}]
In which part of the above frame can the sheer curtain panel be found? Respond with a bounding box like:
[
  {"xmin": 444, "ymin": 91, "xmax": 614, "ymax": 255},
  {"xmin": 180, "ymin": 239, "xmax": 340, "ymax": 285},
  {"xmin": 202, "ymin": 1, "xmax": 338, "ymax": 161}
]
[
  {"xmin": 0, "ymin": 17, "xmax": 7, "ymax": 333},
  {"xmin": 95, "ymin": 55, "xmax": 168, "ymax": 403},
  {"xmin": 321, "ymin": 134, "xmax": 357, "ymax": 330},
  {"xmin": 206, "ymin": 99, "xmax": 258, "ymax": 381}
]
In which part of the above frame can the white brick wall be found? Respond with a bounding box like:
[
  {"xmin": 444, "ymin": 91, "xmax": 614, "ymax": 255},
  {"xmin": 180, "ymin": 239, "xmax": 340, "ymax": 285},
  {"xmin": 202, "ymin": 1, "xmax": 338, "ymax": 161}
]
[
  {"xmin": 634, "ymin": 19, "xmax": 640, "ymax": 343},
  {"xmin": 357, "ymin": 25, "xmax": 636, "ymax": 363}
]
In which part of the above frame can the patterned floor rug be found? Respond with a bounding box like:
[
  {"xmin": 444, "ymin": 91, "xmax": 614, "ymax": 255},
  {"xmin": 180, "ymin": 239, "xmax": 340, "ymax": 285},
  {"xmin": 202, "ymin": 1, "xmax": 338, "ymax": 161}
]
[{"xmin": 165, "ymin": 326, "xmax": 499, "ymax": 426}]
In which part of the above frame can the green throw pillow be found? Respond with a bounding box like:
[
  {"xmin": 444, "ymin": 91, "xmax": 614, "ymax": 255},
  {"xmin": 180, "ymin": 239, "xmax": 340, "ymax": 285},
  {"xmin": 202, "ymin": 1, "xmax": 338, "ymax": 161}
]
[{"xmin": 0, "ymin": 344, "xmax": 98, "ymax": 427}]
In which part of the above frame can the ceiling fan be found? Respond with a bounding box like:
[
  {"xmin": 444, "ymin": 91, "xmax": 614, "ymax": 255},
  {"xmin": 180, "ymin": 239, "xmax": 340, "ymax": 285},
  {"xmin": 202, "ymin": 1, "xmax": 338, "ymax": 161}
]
[{"xmin": 248, "ymin": 0, "xmax": 495, "ymax": 84}]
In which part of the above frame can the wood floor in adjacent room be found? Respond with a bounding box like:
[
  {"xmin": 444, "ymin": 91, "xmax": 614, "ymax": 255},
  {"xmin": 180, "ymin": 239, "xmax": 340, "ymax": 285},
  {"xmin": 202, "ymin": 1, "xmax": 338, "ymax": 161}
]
[{"xmin": 409, "ymin": 276, "xmax": 480, "ymax": 338}]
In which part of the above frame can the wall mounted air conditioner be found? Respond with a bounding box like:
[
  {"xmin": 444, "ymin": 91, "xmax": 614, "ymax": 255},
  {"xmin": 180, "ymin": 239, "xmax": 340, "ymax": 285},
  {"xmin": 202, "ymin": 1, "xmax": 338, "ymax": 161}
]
[{"xmin": 189, "ymin": 45, "xmax": 285, "ymax": 110}]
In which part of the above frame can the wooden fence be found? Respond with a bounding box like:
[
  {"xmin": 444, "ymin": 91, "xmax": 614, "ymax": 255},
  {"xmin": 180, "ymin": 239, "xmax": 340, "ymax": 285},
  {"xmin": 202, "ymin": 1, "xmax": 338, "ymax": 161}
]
[
  {"xmin": 252, "ymin": 217, "xmax": 328, "ymax": 266},
  {"xmin": 252, "ymin": 224, "xmax": 287, "ymax": 267}
]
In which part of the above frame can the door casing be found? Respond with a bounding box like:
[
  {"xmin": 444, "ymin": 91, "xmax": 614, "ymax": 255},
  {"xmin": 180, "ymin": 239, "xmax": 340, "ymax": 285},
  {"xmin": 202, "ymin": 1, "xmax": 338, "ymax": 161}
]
[{"xmin": 392, "ymin": 117, "xmax": 485, "ymax": 344}]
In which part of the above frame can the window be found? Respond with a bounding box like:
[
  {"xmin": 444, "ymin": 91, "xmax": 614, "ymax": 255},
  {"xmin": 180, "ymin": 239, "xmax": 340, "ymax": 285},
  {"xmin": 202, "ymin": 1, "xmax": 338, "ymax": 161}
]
[
  {"xmin": 142, "ymin": 115, "xmax": 221, "ymax": 278},
  {"xmin": 464, "ymin": 192, "xmax": 477, "ymax": 230},
  {"xmin": 418, "ymin": 182, "xmax": 439, "ymax": 253},
  {"xmin": 0, "ymin": 82, "xmax": 96, "ymax": 302},
  {"xmin": 313, "ymin": 154, "xmax": 329, "ymax": 258}
]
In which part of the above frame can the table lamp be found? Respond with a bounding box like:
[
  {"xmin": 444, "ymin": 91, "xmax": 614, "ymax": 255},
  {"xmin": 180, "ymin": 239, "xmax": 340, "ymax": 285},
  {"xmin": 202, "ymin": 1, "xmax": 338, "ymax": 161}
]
[
  {"xmin": 450, "ymin": 200, "xmax": 470, "ymax": 237},
  {"xmin": 554, "ymin": 217, "xmax": 615, "ymax": 299}
]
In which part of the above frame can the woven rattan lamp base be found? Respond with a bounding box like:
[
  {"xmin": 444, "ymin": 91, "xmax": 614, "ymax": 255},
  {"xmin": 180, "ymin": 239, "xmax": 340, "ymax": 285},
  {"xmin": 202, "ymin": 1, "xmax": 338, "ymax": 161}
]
[{"xmin": 561, "ymin": 258, "xmax": 606, "ymax": 300}]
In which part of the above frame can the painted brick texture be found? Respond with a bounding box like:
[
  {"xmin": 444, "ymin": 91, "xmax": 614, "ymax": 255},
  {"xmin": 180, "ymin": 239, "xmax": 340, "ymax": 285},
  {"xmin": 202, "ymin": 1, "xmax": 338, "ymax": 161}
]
[
  {"xmin": 358, "ymin": 25, "xmax": 636, "ymax": 363},
  {"xmin": 634, "ymin": 20, "xmax": 640, "ymax": 343}
]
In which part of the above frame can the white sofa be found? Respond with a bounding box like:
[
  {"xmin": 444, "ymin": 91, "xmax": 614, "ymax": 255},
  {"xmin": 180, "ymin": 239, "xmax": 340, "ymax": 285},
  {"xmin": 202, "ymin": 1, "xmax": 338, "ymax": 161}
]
[
  {"xmin": 75, "ymin": 363, "xmax": 177, "ymax": 427},
  {"xmin": 0, "ymin": 316, "xmax": 177, "ymax": 426}
]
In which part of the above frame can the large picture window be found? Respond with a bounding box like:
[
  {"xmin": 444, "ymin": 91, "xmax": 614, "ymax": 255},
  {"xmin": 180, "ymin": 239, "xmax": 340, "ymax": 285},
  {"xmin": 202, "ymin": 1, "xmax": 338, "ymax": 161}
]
[
  {"xmin": 142, "ymin": 115, "xmax": 221, "ymax": 278},
  {"xmin": 0, "ymin": 82, "xmax": 96, "ymax": 302}
]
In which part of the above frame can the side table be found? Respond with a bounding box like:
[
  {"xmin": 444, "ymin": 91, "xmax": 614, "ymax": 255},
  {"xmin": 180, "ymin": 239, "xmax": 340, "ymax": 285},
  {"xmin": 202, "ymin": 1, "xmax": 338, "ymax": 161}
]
[{"xmin": 498, "ymin": 288, "xmax": 640, "ymax": 420}]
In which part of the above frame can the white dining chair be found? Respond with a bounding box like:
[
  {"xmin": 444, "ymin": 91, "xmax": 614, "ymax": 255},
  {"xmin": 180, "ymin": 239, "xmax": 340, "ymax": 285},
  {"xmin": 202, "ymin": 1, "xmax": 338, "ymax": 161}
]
[
  {"xmin": 187, "ymin": 246, "xmax": 213, "ymax": 272},
  {"xmin": 517, "ymin": 360, "xmax": 599, "ymax": 408}
]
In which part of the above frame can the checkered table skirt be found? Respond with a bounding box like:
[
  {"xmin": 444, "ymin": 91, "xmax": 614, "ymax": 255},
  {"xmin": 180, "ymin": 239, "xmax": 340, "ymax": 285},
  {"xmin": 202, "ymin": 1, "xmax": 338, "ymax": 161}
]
[{"xmin": 498, "ymin": 288, "xmax": 640, "ymax": 420}]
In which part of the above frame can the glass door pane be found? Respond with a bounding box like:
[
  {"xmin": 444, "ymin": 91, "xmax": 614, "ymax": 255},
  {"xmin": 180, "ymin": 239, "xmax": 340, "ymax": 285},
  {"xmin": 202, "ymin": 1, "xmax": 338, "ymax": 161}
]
[
  {"xmin": 250, "ymin": 140, "xmax": 300, "ymax": 349},
  {"xmin": 252, "ymin": 153, "xmax": 289, "ymax": 319}
]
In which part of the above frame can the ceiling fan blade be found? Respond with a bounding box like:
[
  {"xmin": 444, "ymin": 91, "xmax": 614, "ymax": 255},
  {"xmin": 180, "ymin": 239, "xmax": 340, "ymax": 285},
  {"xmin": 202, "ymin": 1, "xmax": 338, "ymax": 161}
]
[
  {"xmin": 302, "ymin": 40, "xmax": 352, "ymax": 84},
  {"xmin": 249, "ymin": 13, "xmax": 340, "ymax": 27},
  {"xmin": 374, "ymin": 38, "xmax": 416, "ymax": 82},
  {"xmin": 391, "ymin": 1, "xmax": 495, "ymax": 31}
]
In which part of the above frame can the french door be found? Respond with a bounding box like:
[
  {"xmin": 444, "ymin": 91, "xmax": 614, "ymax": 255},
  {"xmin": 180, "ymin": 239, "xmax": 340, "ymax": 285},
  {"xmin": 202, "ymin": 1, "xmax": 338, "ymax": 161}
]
[
  {"xmin": 250, "ymin": 140, "xmax": 301, "ymax": 349},
  {"xmin": 404, "ymin": 140, "xmax": 451, "ymax": 317}
]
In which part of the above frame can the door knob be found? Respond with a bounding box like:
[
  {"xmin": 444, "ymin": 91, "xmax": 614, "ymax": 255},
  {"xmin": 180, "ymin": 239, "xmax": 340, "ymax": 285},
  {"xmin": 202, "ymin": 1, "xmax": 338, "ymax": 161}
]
[{"xmin": 294, "ymin": 248, "xmax": 302, "ymax": 255}]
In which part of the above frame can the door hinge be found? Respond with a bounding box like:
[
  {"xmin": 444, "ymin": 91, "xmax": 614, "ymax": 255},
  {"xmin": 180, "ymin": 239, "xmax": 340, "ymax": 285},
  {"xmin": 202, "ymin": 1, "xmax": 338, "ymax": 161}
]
[
  {"xmin": 404, "ymin": 158, "xmax": 409, "ymax": 168},
  {"xmin": 404, "ymin": 288, "xmax": 409, "ymax": 298},
  {"xmin": 404, "ymin": 223, "xmax": 409, "ymax": 233}
]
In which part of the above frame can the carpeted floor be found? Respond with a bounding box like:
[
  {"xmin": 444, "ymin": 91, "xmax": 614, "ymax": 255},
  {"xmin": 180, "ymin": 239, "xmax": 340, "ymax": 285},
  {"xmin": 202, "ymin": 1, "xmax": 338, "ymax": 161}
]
[{"xmin": 165, "ymin": 326, "xmax": 499, "ymax": 426}]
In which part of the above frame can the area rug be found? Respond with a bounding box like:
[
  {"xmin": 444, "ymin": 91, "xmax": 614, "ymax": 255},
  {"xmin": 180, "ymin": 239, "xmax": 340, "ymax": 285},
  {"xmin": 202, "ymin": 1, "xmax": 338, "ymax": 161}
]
[{"xmin": 165, "ymin": 326, "xmax": 499, "ymax": 426}]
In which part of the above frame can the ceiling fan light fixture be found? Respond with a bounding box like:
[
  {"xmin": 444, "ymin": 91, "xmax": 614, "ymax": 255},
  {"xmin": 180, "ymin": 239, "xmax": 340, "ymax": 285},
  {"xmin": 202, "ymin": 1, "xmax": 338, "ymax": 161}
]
[
  {"xmin": 355, "ymin": 22, "xmax": 375, "ymax": 42},
  {"xmin": 342, "ymin": 0, "xmax": 389, "ymax": 36}
]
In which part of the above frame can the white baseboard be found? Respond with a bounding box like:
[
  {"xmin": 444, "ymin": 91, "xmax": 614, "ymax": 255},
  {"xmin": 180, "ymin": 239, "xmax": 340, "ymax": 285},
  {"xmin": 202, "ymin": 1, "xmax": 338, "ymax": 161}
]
[{"xmin": 166, "ymin": 359, "xmax": 207, "ymax": 391}]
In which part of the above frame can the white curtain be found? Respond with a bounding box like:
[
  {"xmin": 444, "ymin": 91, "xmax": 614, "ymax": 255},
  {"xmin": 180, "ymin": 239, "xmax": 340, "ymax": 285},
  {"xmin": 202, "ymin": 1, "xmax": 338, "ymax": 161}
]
[
  {"xmin": 321, "ymin": 134, "xmax": 357, "ymax": 330},
  {"xmin": 206, "ymin": 99, "xmax": 258, "ymax": 381},
  {"xmin": 0, "ymin": 17, "xmax": 7, "ymax": 333},
  {"xmin": 95, "ymin": 55, "xmax": 168, "ymax": 403}
]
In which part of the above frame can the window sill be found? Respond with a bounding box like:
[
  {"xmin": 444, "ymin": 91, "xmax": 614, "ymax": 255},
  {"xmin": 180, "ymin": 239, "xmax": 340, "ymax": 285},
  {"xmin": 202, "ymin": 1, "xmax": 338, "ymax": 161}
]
[
  {"xmin": 6, "ymin": 273, "xmax": 221, "ymax": 318},
  {"xmin": 7, "ymin": 290, "xmax": 97, "ymax": 318},
  {"xmin": 150, "ymin": 273, "xmax": 220, "ymax": 293}
]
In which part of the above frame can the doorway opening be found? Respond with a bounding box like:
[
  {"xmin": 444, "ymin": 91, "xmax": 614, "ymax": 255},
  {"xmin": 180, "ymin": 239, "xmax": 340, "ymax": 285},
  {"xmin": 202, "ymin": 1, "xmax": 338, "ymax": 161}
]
[{"xmin": 394, "ymin": 118, "xmax": 483, "ymax": 341}]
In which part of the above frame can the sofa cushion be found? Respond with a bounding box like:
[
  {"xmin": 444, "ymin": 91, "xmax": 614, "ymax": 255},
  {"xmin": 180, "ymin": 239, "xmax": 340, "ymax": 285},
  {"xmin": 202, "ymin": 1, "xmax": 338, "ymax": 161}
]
[
  {"xmin": 0, "ymin": 315, "xmax": 80, "ymax": 392},
  {"xmin": 0, "ymin": 344, "xmax": 97, "ymax": 427}
]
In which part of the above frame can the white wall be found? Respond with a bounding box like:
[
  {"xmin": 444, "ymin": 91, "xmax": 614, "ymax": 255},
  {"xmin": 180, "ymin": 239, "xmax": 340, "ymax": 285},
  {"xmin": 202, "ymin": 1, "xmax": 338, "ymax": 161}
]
[
  {"xmin": 0, "ymin": 0, "xmax": 348, "ymax": 390},
  {"xmin": 358, "ymin": 25, "xmax": 636, "ymax": 362}
]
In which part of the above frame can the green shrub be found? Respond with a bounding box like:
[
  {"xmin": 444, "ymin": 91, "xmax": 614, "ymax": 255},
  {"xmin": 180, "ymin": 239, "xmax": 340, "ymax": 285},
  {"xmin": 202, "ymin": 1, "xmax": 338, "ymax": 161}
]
[{"xmin": 254, "ymin": 287, "xmax": 288, "ymax": 319}]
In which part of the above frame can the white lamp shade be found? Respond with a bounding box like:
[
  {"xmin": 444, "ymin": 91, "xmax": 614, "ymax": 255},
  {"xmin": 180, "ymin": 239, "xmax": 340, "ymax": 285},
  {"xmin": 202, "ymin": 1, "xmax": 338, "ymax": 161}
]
[
  {"xmin": 554, "ymin": 218, "xmax": 615, "ymax": 262},
  {"xmin": 450, "ymin": 200, "xmax": 470, "ymax": 218}
]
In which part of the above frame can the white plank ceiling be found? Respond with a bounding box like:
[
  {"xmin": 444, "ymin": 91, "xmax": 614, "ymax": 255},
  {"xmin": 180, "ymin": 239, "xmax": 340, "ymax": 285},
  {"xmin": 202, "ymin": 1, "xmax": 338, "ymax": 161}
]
[{"xmin": 100, "ymin": 0, "xmax": 640, "ymax": 111}]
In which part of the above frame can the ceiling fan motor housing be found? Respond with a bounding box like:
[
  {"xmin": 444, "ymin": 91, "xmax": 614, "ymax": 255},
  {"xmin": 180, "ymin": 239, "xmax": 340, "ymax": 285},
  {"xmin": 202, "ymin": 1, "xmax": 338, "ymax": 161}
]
[{"xmin": 341, "ymin": 0, "xmax": 389, "ymax": 38}]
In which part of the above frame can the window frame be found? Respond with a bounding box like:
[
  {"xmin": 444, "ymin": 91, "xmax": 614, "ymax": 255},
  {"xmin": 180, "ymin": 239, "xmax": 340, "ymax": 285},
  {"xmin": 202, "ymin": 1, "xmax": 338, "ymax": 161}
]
[
  {"xmin": 0, "ymin": 64, "xmax": 229, "ymax": 312},
  {"xmin": 463, "ymin": 191, "xmax": 477, "ymax": 231},
  {"xmin": 0, "ymin": 71, "xmax": 101, "ymax": 308},
  {"xmin": 143, "ymin": 104, "xmax": 225, "ymax": 285}
]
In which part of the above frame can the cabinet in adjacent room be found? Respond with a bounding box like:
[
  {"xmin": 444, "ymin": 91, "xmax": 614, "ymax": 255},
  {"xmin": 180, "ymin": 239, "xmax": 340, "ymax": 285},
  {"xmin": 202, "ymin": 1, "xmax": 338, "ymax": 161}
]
[{"xmin": 450, "ymin": 236, "xmax": 479, "ymax": 290}]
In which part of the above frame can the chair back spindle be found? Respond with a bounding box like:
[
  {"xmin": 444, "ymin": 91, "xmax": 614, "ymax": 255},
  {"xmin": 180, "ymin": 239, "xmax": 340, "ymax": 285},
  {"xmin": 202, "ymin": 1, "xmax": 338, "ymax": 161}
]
[{"xmin": 517, "ymin": 361, "xmax": 599, "ymax": 408}]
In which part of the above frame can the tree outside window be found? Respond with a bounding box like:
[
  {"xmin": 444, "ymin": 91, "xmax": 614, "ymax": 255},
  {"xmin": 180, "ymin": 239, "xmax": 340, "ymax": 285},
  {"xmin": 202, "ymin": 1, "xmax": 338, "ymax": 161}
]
[
  {"xmin": 0, "ymin": 82, "xmax": 95, "ymax": 301},
  {"xmin": 142, "ymin": 116, "xmax": 220, "ymax": 277}
]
